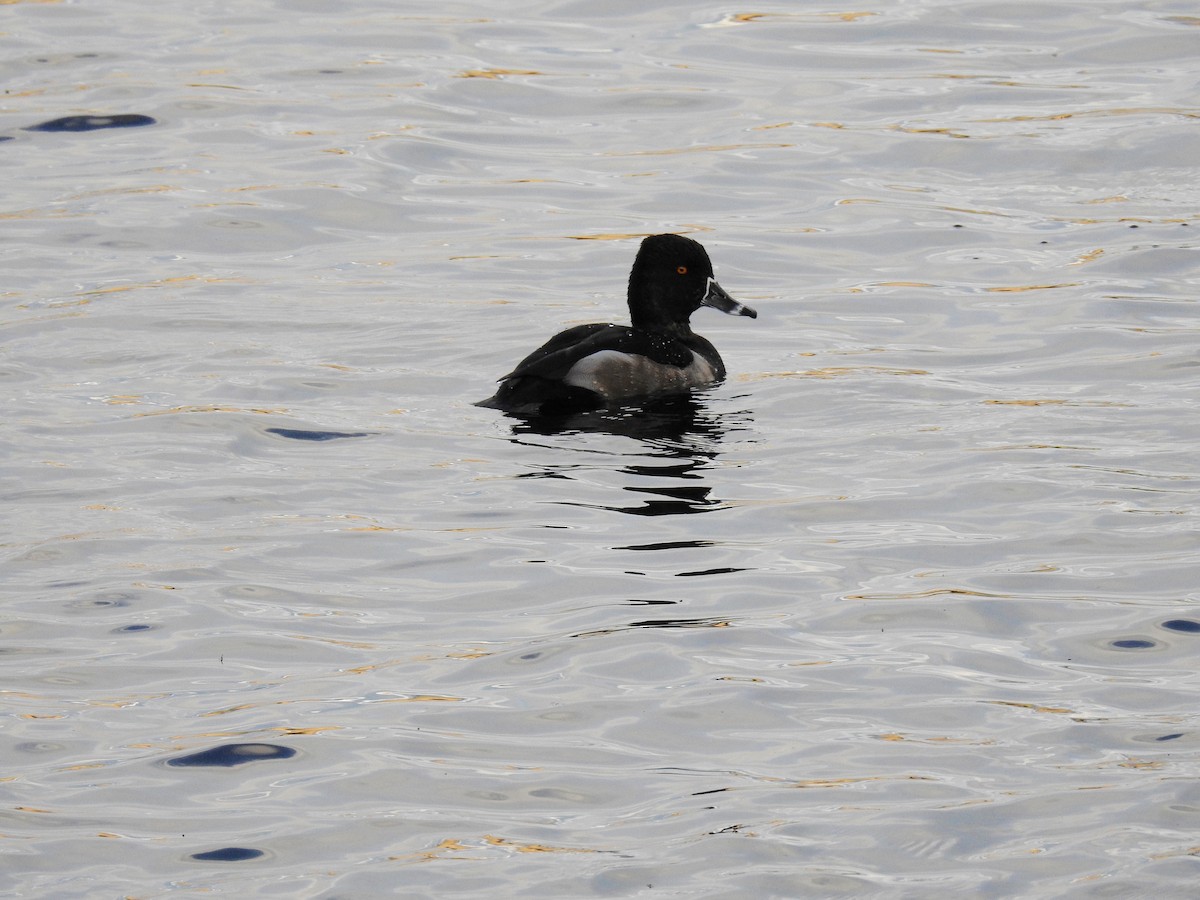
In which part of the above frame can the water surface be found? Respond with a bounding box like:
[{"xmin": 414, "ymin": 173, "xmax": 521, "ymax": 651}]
[{"xmin": 4, "ymin": 0, "xmax": 1199, "ymax": 896}]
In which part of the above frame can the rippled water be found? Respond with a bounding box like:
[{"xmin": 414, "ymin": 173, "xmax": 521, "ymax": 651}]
[{"xmin": 4, "ymin": 0, "xmax": 1199, "ymax": 896}]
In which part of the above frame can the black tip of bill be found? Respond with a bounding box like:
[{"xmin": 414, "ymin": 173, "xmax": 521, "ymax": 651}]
[{"xmin": 703, "ymin": 277, "xmax": 757, "ymax": 319}]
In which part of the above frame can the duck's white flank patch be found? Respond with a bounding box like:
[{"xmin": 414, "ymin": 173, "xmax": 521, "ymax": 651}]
[{"xmin": 563, "ymin": 350, "xmax": 716, "ymax": 399}]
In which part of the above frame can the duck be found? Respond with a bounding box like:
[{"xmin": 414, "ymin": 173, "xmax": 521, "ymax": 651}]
[{"xmin": 478, "ymin": 233, "xmax": 756, "ymax": 416}]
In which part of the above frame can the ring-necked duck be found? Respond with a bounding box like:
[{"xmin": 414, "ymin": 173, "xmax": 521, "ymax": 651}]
[{"xmin": 479, "ymin": 233, "xmax": 756, "ymax": 416}]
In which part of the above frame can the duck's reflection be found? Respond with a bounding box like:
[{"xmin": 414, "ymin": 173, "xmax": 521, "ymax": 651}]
[
  {"xmin": 506, "ymin": 394, "xmax": 727, "ymax": 443},
  {"xmin": 499, "ymin": 393, "xmax": 753, "ymax": 517},
  {"xmin": 614, "ymin": 460, "xmax": 718, "ymax": 516}
]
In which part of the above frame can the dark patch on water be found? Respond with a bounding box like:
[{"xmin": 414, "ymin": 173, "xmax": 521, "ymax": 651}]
[
  {"xmin": 628, "ymin": 617, "xmax": 729, "ymax": 629},
  {"xmin": 1110, "ymin": 638, "xmax": 1156, "ymax": 650},
  {"xmin": 616, "ymin": 540, "xmax": 716, "ymax": 551},
  {"xmin": 1132, "ymin": 731, "xmax": 1186, "ymax": 744},
  {"xmin": 167, "ymin": 743, "xmax": 296, "ymax": 768},
  {"xmin": 23, "ymin": 114, "xmax": 156, "ymax": 132},
  {"xmin": 191, "ymin": 847, "xmax": 263, "ymax": 862},
  {"xmin": 1162, "ymin": 618, "xmax": 1200, "ymax": 633},
  {"xmin": 70, "ymin": 593, "xmax": 133, "ymax": 609},
  {"xmin": 265, "ymin": 427, "xmax": 372, "ymax": 441},
  {"xmin": 33, "ymin": 53, "xmax": 102, "ymax": 64}
]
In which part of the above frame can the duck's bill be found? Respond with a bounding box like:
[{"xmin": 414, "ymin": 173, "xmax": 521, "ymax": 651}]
[{"xmin": 702, "ymin": 277, "xmax": 757, "ymax": 319}]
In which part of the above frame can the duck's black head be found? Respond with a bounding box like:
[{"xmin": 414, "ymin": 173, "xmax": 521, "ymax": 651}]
[{"xmin": 627, "ymin": 233, "xmax": 756, "ymax": 332}]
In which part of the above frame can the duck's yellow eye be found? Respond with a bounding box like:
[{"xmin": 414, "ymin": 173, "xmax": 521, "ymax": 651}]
[{"xmin": 676, "ymin": 266, "xmax": 688, "ymax": 275}]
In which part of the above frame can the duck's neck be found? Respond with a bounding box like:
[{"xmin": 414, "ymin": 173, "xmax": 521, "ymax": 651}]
[
  {"xmin": 628, "ymin": 283, "xmax": 694, "ymax": 334},
  {"xmin": 630, "ymin": 311, "xmax": 693, "ymax": 337}
]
